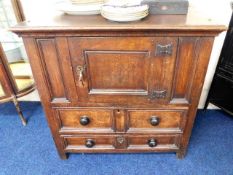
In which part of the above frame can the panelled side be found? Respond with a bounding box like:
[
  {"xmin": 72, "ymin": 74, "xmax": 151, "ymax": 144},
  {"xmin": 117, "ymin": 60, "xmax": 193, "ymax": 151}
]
[
  {"xmin": 36, "ymin": 38, "xmax": 78, "ymax": 105},
  {"xmin": 176, "ymin": 37, "xmax": 215, "ymax": 158},
  {"xmin": 22, "ymin": 37, "xmax": 74, "ymax": 159},
  {"xmin": 171, "ymin": 37, "xmax": 200, "ymax": 104}
]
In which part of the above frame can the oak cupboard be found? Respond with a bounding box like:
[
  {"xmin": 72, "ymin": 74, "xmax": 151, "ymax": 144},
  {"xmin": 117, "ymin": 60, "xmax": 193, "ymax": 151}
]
[{"xmin": 11, "ymin": 11, "xmax": 226, "ymax": 159}]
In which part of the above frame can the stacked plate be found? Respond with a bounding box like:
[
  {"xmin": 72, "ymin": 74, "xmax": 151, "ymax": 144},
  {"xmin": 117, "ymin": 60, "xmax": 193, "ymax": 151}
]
[
  {"xmin": 56, "ymin": 0, "xmax": 105, "ymax": 15},
  {"xmin": 70, "ymin": 0, "xmax": 104, "ymax": 5},
  {"xmin": 101, "ymin": 0, "xmax": 149, "ymax": 22}
]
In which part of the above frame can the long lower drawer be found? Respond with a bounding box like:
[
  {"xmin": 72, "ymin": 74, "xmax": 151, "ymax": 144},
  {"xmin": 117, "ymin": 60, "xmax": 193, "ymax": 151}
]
[{"xmin": 61, "ymin": 134, "xmax": 180, "ymax": 153}]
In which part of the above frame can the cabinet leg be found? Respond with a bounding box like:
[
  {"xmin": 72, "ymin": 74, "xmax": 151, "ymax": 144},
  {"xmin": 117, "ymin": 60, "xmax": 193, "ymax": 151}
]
[
  {"xmin": 203, "ymin": 101, "xmax": 209, "ymax": 110},
  {"xmin": 59, "ymin": 152, "xmax": 68, "ymax": 160},
  {"xmin": 176, "ymin": 149, "xmax": 187, "ymax": 159},
  {"xmin": 13, "ymin": 98, "xmax": 27, "ymax": 126}
]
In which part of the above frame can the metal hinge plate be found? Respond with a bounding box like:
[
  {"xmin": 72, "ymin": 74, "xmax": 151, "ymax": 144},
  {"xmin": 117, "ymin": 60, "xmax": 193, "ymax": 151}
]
[
  {"xmin": 149, "ymin": 90, "xmax": 167, "ymax": 100},
  {"xmin": 156, "ymin": 44, "xmax": 173, "ymax": 56}
]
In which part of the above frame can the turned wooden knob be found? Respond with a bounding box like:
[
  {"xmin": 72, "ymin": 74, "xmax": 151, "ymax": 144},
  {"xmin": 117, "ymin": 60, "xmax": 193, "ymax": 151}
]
[
  {"xmin": 85, "ymin": 139, "xmax": 95, "ymax": 148},
  {"xmin": 150, "ymin": 116, "xmax": 160, "ymax": 126},
  {"xmin": 148, "ymin": 139, "xmax": 157, "ymax": 147},
  {"xmin": 80, "ymin": 116, "xmax": 90, "ymax": 126}
]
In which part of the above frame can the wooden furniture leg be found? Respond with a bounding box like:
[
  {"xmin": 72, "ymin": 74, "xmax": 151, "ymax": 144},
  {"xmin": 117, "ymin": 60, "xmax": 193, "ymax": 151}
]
[{"xmin": 13, "ymin": 97, "xmax": 27, "ymax": 126}]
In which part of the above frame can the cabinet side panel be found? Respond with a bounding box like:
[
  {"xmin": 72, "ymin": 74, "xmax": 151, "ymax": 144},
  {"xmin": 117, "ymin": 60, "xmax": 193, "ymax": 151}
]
[
  {"xmin": 177, "ymin": 37, "xmax": 215, "ymax": 158},
  {"xmin": 23, "ymin": 37, "xmax": 67, "ymax": 159}
]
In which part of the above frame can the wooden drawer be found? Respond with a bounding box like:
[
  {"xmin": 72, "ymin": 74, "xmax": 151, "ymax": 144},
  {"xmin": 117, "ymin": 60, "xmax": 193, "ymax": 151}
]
[
  {"xmin": 127, "ymin": 135, "xmax": 180, "ymax": 151},
  {"xmin": 127, "ymin": 110, "xmax": 186, "ymax": 133},
  {"xmin": 62, "ymin": 134, "xmax": 180, "ymax": 153},
  {"xmin": 63, "ymin": 135, "xmax": 116, "ymax": 152},
  {"xmin": 56, "ymin": 109, "xmax": 114, "ymax": 133}
]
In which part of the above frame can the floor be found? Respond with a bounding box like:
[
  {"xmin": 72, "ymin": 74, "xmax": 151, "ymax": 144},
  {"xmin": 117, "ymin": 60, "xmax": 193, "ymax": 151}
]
[{"xmin": 0, "ymin": 102, "xmax": 233, "ymax": 175}]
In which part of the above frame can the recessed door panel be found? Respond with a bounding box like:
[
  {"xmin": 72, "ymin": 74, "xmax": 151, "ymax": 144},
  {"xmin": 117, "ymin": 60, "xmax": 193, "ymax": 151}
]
[{"xmin": 86, "ymin": 51, "xmax": 149, "ymax": 95}]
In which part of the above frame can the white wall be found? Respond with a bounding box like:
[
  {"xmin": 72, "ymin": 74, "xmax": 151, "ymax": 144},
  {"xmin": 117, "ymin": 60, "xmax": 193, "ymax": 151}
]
[
  {"xmin": 198, "ymin": 32, "xmax": 227, "ymax": 109},
  {"xmin": 189, "ymin": 0, "xmax": 232, "ymax": 108},
  {"xmin": 19, "ymin": 0, "xmax": 232, "ymax": 109}
]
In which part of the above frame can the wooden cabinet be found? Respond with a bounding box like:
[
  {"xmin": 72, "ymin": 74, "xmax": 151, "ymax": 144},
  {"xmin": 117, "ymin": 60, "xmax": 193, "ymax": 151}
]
[{"xmin": 11, "ymin": 13, "xmax": 226, "ymax": 159}]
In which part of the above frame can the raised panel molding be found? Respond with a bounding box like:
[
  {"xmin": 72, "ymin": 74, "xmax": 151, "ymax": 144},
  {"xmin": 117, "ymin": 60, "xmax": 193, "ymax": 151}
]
[
  {"xmin": 37, "ymin": 38, "xmax": 69, "ymax": 103},
  {"xmin": 85, "ymin": 50, "xmax": 150, "ymax": 95},
  {"xmin": 170, "ymin": 37, "xmax": 200, "ymax": 104}
]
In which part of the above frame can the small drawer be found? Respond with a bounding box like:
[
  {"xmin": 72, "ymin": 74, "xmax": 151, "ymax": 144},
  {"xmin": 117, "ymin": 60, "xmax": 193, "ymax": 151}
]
[
  {"xmin": 127, "ymin": 135, "xmax": 180, "ymax": 151},
  {"xmin": 56, "ymin": 109, "xmax": 114, "ymax": 133},
  {"xmin": 127, "ymin": 110, "xmax": 186, "ymax": 133},
  {"xmin": 63, "ymin": 135, "xmax": 116, "ymax": 152}
]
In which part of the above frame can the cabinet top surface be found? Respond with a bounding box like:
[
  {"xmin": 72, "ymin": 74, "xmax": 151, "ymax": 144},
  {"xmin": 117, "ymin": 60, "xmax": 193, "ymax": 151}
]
[{"xmin": 11, "ymin": 5, "xmax": 227, "ymax": 34}]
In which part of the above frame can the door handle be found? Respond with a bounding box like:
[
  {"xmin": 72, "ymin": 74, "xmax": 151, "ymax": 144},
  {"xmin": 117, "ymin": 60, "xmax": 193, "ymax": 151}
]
[{"xmin": 76, "ymin": 65, "xmax": 86, "ymax": 86}]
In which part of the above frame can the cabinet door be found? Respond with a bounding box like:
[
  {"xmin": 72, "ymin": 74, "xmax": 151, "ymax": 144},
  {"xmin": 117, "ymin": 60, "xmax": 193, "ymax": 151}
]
[{"xmin": 69, "ymin": 37, "xmax": 177, "ymax": 105}]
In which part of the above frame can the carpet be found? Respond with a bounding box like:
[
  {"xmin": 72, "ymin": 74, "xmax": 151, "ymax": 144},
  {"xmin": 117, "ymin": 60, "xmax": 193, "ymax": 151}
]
[{"xmin": 0, "ymin": 102, "xmax": 233, "ymax": 175}]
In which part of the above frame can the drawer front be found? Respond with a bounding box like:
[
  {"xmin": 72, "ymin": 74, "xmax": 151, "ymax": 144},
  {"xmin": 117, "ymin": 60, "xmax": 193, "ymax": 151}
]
[
  {"xmin": 68, "ymin": 37, "xmax": 178, "ymax": 105},
  {"xmin": 63, "ymin": 135, "xmax": 116, "ymax": 152},
  {"xmin": 127, "ymin": 110, "xmax": 186, "ymax": 133},
  {"xmin": 62, "ymin": 134, "xmax": 180, "ymax": 153},
  {"xmin": 56, "ymin": 109, "xmax": 114, "ymax": 133},
  {"xmin": 127, "ymin": 135, "xmax": 180, "ymax": 151}
]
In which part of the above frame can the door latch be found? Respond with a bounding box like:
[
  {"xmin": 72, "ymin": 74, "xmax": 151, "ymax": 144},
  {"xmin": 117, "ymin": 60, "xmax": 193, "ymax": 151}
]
[{"xmin": 76, "ymin": 65, "xmax": 86, "ymax": 86}]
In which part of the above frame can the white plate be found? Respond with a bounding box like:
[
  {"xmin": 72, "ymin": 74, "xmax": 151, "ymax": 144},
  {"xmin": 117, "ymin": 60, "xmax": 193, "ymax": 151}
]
[
  {"xmin": 101, "ymin": 10, "xmax": 148, "ymax": 16},
  {"xmin": 64, "ymin": 10, "xmax": 101, "ymax": 15},
  {"xmin": 101, "ymin": 11, "xmax": 148, "ymax": 18},
  {"xmin": 104, "ymin": 0, "xmax": 142, "ymax": 7},
  {"xmin": 70, "ymin": 0, "xmax": 105, "ymax": 5},
  {"xmin": 56, "ymin": 2, "xmax": 103, "ymax": 14},
  {"xmin": 101, "ymin": 12, "xmax": 148, "ymax": 22},
  {"xmin": 70, "ymin": 0, "xmax": 104, "ymax": 4},
  {"xmin": 101, "ymin": 4, "xmax": 149, "ymax": 14}
]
